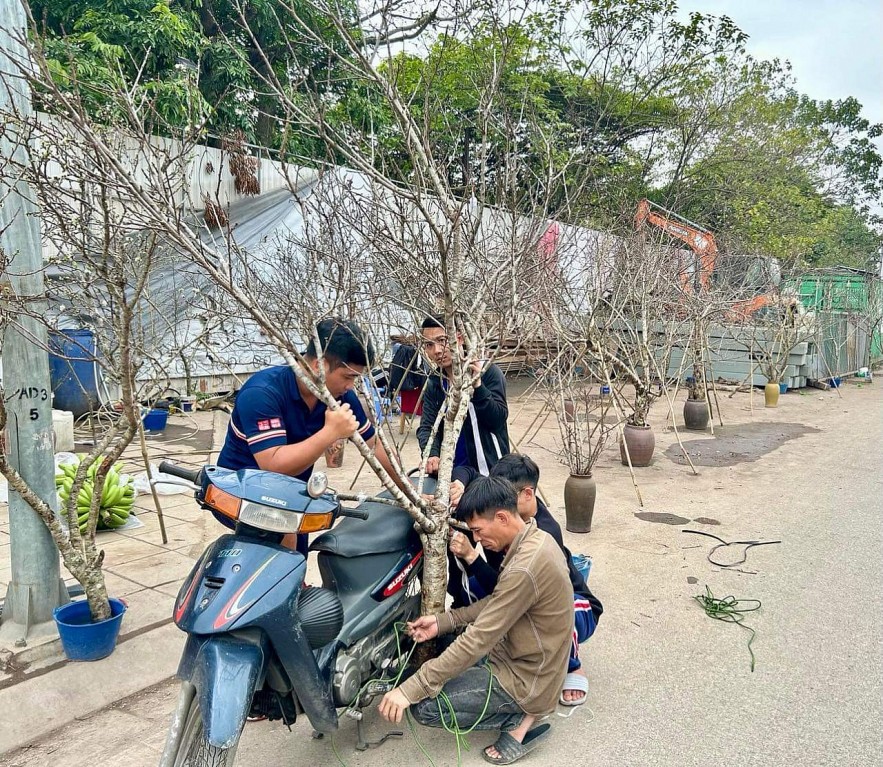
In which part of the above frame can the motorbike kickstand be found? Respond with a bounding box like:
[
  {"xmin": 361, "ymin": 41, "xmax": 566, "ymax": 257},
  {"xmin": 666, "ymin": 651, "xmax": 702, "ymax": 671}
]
[{"xmin": 349, "ymin": 708, "xmax": 403, "ymax": 752}]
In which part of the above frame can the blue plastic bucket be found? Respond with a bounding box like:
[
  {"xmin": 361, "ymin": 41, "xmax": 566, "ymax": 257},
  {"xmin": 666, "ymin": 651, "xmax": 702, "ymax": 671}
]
[
  {"xmin": 53, "ymin": 597, "xmax": 126, "ymax": 661},
  {"xmin": 778, "ymin": 382, "xmax": 788, "ymax": 394},
  {"xmin": 571, "ymin": 554, "xmax": 592, "ymax": 583},
  {"xmin": 48, "ymin": 329, "xmax": 101, "ymax": 417},
  {"xmin": 143, "ymin": 409, "xmax": 169, "ymax": 431}
]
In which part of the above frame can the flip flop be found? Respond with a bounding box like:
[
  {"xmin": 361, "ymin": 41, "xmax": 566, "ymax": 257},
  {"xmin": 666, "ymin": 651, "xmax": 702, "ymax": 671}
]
[
  {"xmin": 559, "ymin": 672, "xmax": 588, "ymax": 707},
  {"xmin": 482, "ymin": 724, "xmax": 551, "ymax": 765}
]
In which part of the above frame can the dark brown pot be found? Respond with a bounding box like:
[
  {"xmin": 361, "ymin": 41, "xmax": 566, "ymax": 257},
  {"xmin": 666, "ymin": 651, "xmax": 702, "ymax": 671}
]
[
  {"xmin": 324, "ymin": 439, "xmax": 346, "ymax": 468},
  {"xmin": 564, "ymin": 474, "xmax": 596, "ymax": 533},
  {"xmin": 620, "ymin": 424, "xmax": 655, "ymax": 467},
  {"xmin": 683, "ymin": 398, "xmax": 710, "ymax": 430},
  {"xmin": 562, "ymin": 399, "xmax": 576, "ymax": 422}
]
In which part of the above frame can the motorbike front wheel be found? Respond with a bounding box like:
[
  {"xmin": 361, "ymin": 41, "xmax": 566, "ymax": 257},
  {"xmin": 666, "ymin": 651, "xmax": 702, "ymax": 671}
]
[{"xmin": 170, "ymin": 686, "xmax": 239, "ymax": 767}]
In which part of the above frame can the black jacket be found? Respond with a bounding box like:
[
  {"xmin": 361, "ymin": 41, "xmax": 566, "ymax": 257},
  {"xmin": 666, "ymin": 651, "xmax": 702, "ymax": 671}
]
[
  {"xmin": 417, "ymin": 363, "xmax": 510, "ymax": 475},
  {"xmin": 388, "ymin": 344, "xmax": 427, "ymax": 393}
]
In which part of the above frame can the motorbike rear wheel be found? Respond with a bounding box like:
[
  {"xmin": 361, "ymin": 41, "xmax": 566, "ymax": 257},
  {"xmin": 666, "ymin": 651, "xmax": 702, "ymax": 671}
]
[{"xmin": 173, "ymin": 688, "xmax": 239, "ymax": 767}]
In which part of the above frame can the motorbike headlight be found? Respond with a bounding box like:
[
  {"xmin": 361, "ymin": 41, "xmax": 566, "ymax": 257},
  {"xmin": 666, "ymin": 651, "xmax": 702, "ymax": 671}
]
[{"xmin": 239, "ymin": 501, "xmax": 303, "ymax": 533}]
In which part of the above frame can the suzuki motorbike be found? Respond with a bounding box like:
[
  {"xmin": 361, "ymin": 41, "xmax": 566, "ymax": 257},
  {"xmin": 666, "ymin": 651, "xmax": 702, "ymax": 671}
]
[{"xmin": 157, "ymin": 461, "xmax": 425, "ymax": 766}]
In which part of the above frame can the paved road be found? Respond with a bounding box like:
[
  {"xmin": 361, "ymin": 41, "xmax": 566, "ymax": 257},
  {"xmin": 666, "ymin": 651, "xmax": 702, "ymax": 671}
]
[{"xmin": 2, "ymin": 384, "xmax": 881, "ymax": 767}]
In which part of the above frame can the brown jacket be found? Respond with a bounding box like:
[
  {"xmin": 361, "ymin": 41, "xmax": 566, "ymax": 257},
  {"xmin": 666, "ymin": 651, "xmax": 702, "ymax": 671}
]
[{"xmin": 399, "ymin": 519, "xmax": 573, "ymax": 717}]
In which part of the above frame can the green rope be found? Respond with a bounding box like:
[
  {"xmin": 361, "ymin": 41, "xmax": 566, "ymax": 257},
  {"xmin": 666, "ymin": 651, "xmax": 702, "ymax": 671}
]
[
  {"xmin": 436, "ymin": 662, "xmax": 495, "ymax": 739},
  {"xmin": 327, "ymin": 621, "xmax": 496, "ymax": 767},
  {"xmin": 329, "ymin": 733, "xmax": 348, "ymax": 767},
  {"xmin": 392, "ymin": 621, "xmax": 495, "ymax": 762},
  {"xmin": 694, "ymin": 585, "xmax": 762, "ymax": 671},
  {"xmin": 407, "ymin": 710, "xmax": 439, "ymax": 767}
]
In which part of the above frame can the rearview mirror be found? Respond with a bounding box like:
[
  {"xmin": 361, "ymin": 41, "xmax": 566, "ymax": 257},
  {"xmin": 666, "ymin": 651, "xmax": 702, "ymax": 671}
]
[{"xmin": 307, "ymin": 472, "xmax": 329, "ymax": 499}]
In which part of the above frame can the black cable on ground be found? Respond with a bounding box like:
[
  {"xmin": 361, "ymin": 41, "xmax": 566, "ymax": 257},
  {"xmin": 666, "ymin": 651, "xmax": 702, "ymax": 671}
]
[{"xmin": 682, "ymin": 529, "xmax": 781, "ymax": 567}]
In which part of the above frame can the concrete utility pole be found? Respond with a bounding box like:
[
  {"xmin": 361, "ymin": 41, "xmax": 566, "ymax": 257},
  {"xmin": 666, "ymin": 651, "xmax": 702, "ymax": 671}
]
[{"xmin": 0, "ymin": 0, "xmax": 67, "ymax": 644}]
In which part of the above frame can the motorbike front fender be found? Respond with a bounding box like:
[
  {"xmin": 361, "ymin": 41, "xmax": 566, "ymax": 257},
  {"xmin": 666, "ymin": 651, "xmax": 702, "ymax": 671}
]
[{"xmin": 179, "ymin": 633, "xmax": 267, "ymax": 749}]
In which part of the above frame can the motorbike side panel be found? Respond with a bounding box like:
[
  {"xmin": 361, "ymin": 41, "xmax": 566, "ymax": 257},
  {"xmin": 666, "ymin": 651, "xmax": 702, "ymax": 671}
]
[
  {"xmin": 251, "ymin": 575, "xmax": 340, "ymax": 732},
  {"xmin": 318, "ymin": 545, "xmax": 423, "ymax": 645},
  {"xmin": 173, "ymin": 534, "xmax": 305, "ymax": 635}
]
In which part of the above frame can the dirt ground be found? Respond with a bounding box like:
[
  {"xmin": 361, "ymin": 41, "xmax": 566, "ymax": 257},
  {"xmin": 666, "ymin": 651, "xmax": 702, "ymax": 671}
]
[{"xmin": 2, "ymin": 376, "xmax": 881, "ymax": 767}]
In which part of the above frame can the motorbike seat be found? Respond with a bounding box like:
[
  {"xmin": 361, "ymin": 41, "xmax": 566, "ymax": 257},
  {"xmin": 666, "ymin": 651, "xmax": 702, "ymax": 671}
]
[{"xmin": 311, "ymin": 498, "xmax": 419, "ymax": 557}]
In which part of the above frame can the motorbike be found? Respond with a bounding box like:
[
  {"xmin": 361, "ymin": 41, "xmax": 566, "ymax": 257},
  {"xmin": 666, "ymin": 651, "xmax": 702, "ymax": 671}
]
[{"xmin": 157, "ymin": 461, "xmax": 426, "ymax": 766}]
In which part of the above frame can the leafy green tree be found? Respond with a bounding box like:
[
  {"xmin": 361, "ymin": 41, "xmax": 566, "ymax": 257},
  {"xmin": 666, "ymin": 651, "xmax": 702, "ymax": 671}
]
[
  {"xmin": 32, "ymin": 1, "xmax": 209, "ymax": 129},
  {"xmin": 380, "ymin": 2, "xmax": 747, "ymax": 218},
  {"xmin": 29, "ymin": 0, "xmax": 352, "ymax": 145},
  {"xmin": 654, "ymin": 53, "xmax": 882, "ymax": 270}
]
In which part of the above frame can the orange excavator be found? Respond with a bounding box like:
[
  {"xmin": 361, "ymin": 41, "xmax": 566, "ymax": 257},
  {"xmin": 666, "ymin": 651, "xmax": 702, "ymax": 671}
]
[
  {"xmin": 635, "ymin": 198, "xmax": 718, "ymax": 293},
  {"xmin": 635, "ymin": 198, "xmax": 778, "ymax": 319}
]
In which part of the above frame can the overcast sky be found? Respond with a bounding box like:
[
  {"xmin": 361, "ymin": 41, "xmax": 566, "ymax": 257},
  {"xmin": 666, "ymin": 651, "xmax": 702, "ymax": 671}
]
[{"xmin": 681, "ymin": 0, "xmax": 882, "ymax": 125}]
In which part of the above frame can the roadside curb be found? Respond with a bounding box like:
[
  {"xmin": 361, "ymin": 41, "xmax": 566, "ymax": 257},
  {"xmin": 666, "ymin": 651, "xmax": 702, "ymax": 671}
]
[
  {"xmin": 0, "ymin": 411, "xmax": 227, "ymax": 757},
  {"xmin": 0, "ymin": 622, "xmax": 184, "ymax": 755}
]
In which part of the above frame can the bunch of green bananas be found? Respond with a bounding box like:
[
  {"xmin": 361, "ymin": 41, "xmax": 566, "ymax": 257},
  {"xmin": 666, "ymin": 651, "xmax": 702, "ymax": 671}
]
[{"xmin": 56, "ymin": 459, "xmax": 136, "ymax": 534}]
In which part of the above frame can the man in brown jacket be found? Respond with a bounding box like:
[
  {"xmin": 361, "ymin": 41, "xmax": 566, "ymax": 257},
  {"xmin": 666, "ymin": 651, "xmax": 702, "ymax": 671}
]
[{"xmin": 378, "ymin": 477, "xmax": 574, "ymax": 764}]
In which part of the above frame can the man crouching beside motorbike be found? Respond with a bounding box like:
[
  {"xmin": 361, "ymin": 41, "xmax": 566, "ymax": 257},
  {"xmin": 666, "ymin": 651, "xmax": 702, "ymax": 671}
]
[{"xmin": 378, "ymin": 476, "xmax": 573, "ymax": 765}]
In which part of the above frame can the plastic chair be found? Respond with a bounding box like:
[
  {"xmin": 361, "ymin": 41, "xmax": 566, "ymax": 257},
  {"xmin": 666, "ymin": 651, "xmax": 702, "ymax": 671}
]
[{"xmin": 362, "ymin": 377, "xmax": 395, "ymax": 427}]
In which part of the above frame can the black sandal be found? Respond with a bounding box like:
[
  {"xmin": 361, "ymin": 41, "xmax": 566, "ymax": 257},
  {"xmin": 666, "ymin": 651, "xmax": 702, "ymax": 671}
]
[{"xmin": 482, "ymin": 724, "xmax": 551, "ymax": 765}]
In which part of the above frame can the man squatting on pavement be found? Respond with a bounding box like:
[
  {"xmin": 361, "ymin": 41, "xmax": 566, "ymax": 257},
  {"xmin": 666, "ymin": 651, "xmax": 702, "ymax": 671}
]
[
  {"xmin": 449, "ymin": 454, "xmax": 603, "ymax": 706},
  {"xmin": 378, "ymin": 476, "xmax": 574, "ymax": 765}
]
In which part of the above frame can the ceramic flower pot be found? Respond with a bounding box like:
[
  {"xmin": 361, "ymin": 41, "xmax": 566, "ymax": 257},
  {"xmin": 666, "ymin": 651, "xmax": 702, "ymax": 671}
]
[
  {"xmin": 683, "ymin": 399, "xmax": 710, "ymax": 430},
  {"xmin": 620, "ymin": 424, "xmax": 655, "ymax": 467},
  {"xmin": 764, "ymin": 383, "xmax": 780, "ymax": 408},
  {"xmin": 324, "ymin": 439, "xmax": 346, "ymax": 468},
  {"xmin": 564, "ymin": 474, "xmax": 596, "ymax": 533}
]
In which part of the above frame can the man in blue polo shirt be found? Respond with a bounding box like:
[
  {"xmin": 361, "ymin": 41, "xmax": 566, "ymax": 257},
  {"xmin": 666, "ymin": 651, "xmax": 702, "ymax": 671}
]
[{"xmin": 217, "ymin": 317, "xmax": 401, "ymax": 554}]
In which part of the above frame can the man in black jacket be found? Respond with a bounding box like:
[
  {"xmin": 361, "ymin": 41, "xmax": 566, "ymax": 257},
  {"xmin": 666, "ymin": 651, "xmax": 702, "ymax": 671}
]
[
  {"xmin": 449, "ymin": 454, "xmax": 603, "ymax": 707},
  {"xmin": 416, "ymin": 315, "xmax": 510, "ymax": 477}
]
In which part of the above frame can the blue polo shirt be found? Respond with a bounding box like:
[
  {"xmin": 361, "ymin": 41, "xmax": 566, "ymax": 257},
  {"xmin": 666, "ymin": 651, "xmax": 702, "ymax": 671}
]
[{"xmin": 217, "ymin": 365, "xmax": 375, "ymax": 478}]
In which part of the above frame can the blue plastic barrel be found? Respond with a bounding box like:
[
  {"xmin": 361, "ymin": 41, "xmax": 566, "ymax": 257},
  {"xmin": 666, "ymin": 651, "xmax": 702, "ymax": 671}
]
[
  {"xmin": 53, "ymin": 597, "xmax": 126, "ymax": 661},
  {"xmin": 48, "ymin": 329, "xmax": 100, "ymax": 417}
]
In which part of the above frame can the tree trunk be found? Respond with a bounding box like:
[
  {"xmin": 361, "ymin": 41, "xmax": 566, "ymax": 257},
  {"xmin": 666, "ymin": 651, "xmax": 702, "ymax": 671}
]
[
  {"xmin": 632, "ymin": 390, "xmax": 652, "ymax": 426},
  {"xmin": 81, "ymin": 567, "xmax": 111, "ymax": 622},
  {"xmin": 416, "ymin": 524, "xmax": 449, "ymax": 663},
  {"xmin": 419, "ymin": 524, "xmax": 449, "ymax": 617},
  {"xmin": 61, "ymin": 541, "xmax": 111, "ymax": 621}
]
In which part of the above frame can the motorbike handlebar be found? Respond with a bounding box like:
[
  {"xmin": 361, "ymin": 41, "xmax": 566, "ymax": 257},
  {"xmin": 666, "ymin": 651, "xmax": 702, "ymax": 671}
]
[
  {"xmin": 158, "ymin": 461, "xmax": 202, "ymax": 484},
  {"xmin": 338, "ymin": 507, "xmax": 369, "ymax": 521}
]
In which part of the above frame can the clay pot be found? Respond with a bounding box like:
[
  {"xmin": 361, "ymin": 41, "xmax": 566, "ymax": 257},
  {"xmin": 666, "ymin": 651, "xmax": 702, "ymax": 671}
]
[
  {"xmin": 620, "ymin": 424, "xmax": 655, "ymax": 467},
  {"xmin": 764, "ymin": 383, "xmax": 780, "ymax": 408},
  {"xmin": 683, "ymin": 398, "xmax": 710, "ymax": 430},
  {"xmin": 564, "ymin": 474, "xmax": 596, "ymax": 533},
  {"xmin": 324, "ymin": 439, "xmax": 346, "ymax": 468},
  {"xmin": 562, "ymin": 399, "xmax": 576, "ymax": 422}
]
